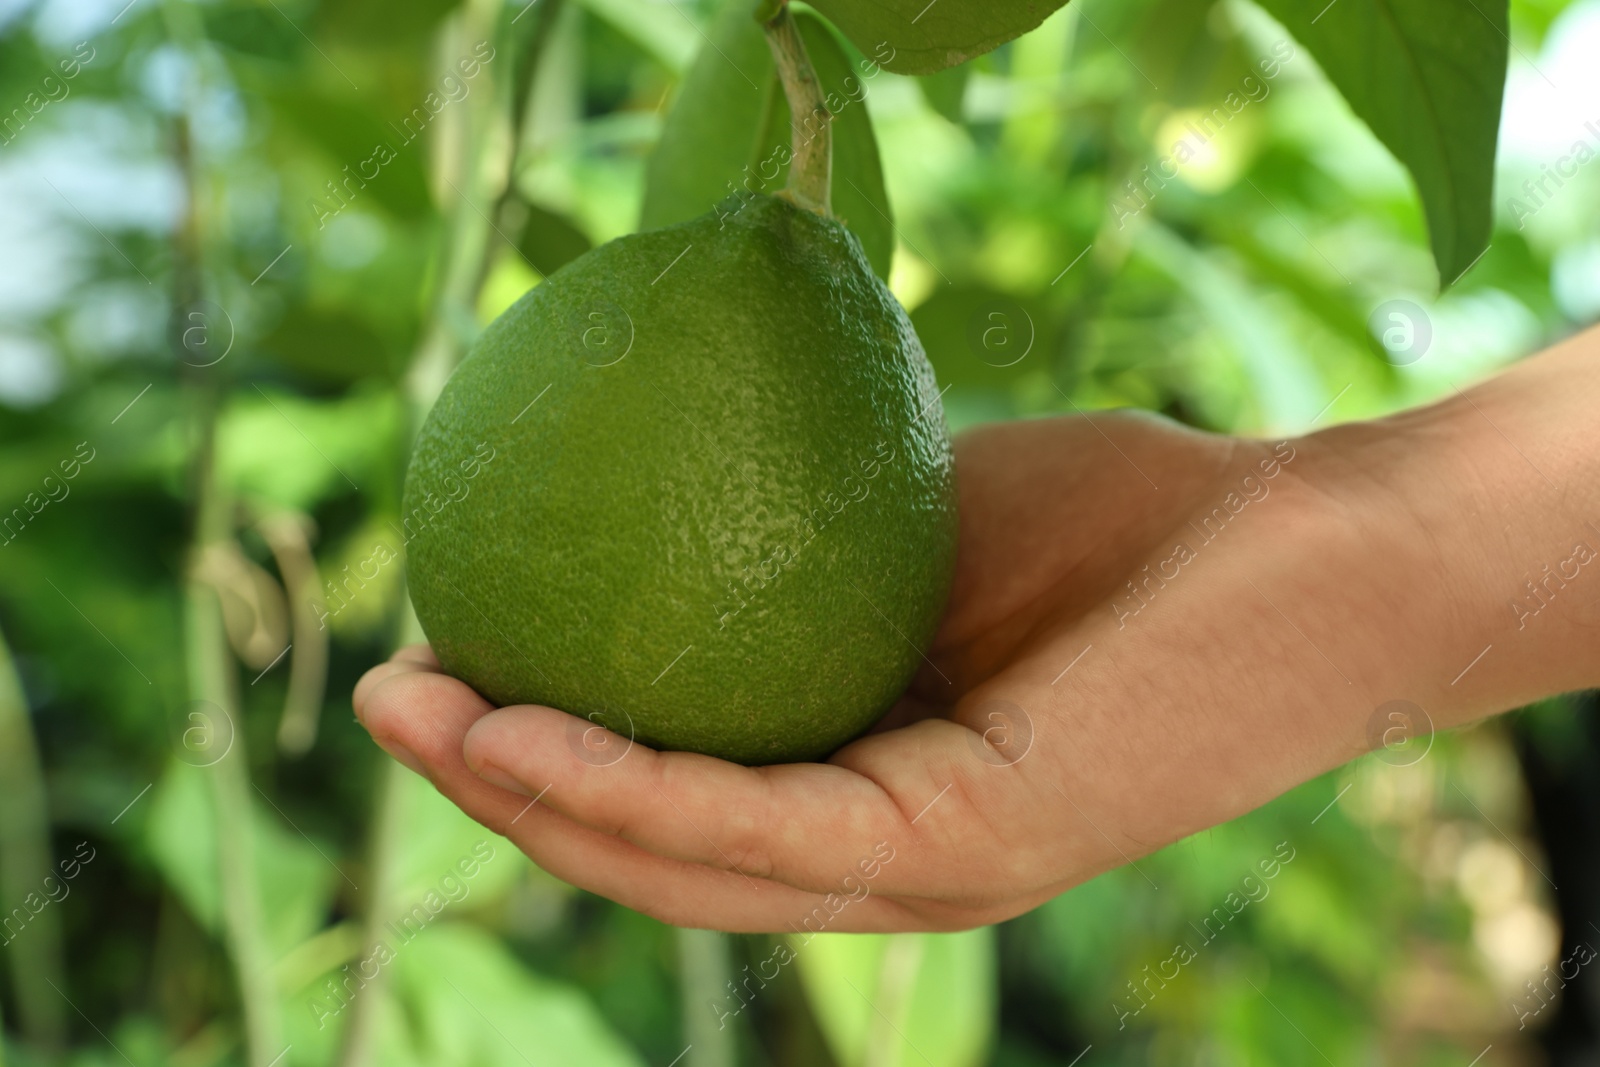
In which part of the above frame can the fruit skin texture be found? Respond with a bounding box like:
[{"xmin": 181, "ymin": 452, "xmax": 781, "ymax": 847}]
[{"xmin": 404, "ymin": 195, "xmax": 957, "ymax": 765}]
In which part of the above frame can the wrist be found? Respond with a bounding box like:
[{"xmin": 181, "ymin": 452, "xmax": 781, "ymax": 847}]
[
  {"xmin": 1295, "ymin": 329, "xmax": 1600, "ymax": 735},
  {"xmin": 1017, "ymin": 333, "xmax": 1599, "ymax": 869}
]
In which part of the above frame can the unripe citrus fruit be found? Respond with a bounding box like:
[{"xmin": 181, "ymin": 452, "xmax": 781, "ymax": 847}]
[{"xmin": 404, "ymin": 195, "xmax": 956, "ymax": 764}]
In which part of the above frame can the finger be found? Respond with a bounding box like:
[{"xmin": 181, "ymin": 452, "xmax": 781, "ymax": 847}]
[
  {"xmin": 353, "ymin": 654, "xmax": 444, "ymax": 721},
  {"xmin": 461, "ymin": 704, "xmax": 1027, "ymax": 900},
  {"xmin": 438, "ymin": 758, "xmax": 924, "ymax": 932},
  {"xmin": 394, "ymin": 643, "xmax": 440, "ymax": 667},
  {"xmin": 477, "ymin": 792, "xmax": 965, "ymax": 932},
  {"xmin": 361, "ymin": 672, "xmax": 926, "ymax": 932}
]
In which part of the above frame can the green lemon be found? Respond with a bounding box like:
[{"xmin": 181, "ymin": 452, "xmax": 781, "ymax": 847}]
[{"xmin": 403, "ymin": 195, "xmax": 957, "ymax": 764}]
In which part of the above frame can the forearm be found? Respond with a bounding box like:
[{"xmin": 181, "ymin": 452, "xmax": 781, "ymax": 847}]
[
  {"xmin": 1312, "ymin": 325, "xmax": 1600, "ymax": 730},
  {"xmin": 1053, "ymin": 329, "xmax": 1599, "ymax": 855}
]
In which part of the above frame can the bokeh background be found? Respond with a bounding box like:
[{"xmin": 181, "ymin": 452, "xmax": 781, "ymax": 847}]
[{"xmin": 2, "ymin": 0, "xmax": 1599, "ymax": 1064}]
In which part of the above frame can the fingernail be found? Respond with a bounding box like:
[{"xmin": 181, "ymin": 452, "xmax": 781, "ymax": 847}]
[
  {"xmin": 375, "ymin": 737, "xmax": 428, "ymax": 778},
  {"xmin": 475, "ymin": 762, "xmax": 532, "ymax": 797}
]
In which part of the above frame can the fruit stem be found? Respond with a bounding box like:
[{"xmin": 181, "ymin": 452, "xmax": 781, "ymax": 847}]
[{"xmin": 761, "ymin": 3, "xmax": 832, "ymax": 216}]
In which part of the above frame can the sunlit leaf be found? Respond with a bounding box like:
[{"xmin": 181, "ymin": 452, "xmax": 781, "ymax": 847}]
[
  {"xmin": 1252, "ymin": 0, "xmax": 1508, "ymax": 285},
  {"xmin": 218, "ymin": 389, "xmax": 401, "ymax": 513},
  {"xmin": 386, "ymin": 771, "xmax": 530, "ymax": 909},
  {"xmin": 573, "ymin": 0, "xmax": 700, "ymax": 73},
  {"xmin": 794, "ymin": 928, "xmax": 995, "ymax": 1067},
  {"xmin": 384, "ymin": 924, "xmax": 644, "ymax": 1066}
]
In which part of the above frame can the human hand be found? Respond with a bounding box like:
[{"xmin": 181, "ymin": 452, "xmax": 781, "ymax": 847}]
[
  {"xmin": 356, "ymin": 330, "xmax": 1600, "ymax": 931},
  {"xmin": 355, "ymin": 412, "xmax": 1282, "ymax": 931}
]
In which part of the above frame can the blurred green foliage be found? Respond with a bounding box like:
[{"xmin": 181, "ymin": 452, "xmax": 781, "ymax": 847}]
[{"xmin": 0, "ymin": 0, "xmax": 1597, "ymax": 1064}]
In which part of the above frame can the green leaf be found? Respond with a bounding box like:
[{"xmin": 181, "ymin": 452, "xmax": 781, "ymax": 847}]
[
  {"xmin": 313, "ymin": 0, "xmax": 462, "ymax": 47},
  {"xmin": 640, "ymin": 0, "xmax": 895, "ymax": 279},
  {"xmin": 385, "ymin": 924, "xmax": 644, "ymax": 1067},
  {"xmin": 145, "ymin": 761, "xmax": 339, "ymax": 957},
  {"xmin": 909, "ymin": 284, "xmax": 1059, "ymax": 392},
  {"xmin": 804, "ymin": 0, "xmax": 1504, "ymax": 282},
  {"xmin": 917, "ymin": 65, "xmax": 971, "ymax": 123},
  {"xmin": 794, "ymin": 928, "xmax": 996, "ymax": 1067},
  {"xmin": 803, "ymin": 0, "xmax": 1065, "ymax": 76},
  {"xmin": 573, "ymin": 0, "xmax": 700, "ymax": 74},
  {"xmin": 266, "ymin": 87, "xmax": 433, "ymax": 223},
  {"xmin": 257, "ymin": 307, "xmax": 399, "ymax": 386},
  {"xmin": 385, "ymin": 771, "xmax": 530, "ymax": 910},
  {"xmin": 516, "ymin": 199, "xmax": 595, "ymax": 277},
  {"xmin": 218, "ymin": 388, "xmax": 401, "ymax": 512},
  {"xmin": 1137, "ymin": 221, "xmax": 1327, "ymax": 432},
  {"xmin": 639, "ymin": 0, "xmax": 778, "ymax": 231},
  {"xmin": 795, "ymin": 11, "xmax": 896, "ymax": 279},
  {"xmin": 1252, "ymin": 0, "xmax": 1508, "ymax": 285},
  {"xmin": 1217, "ymin": 224, "xmax": 1387, "ymax": 368}
]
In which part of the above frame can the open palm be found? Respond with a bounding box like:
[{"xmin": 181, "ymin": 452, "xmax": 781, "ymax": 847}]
[{"xmin": 356, "ymin": 411, "xmax": 1264, "ymax": 932}]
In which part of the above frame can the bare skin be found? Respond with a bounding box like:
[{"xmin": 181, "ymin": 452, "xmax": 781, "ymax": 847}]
[{"xmin": 355, "ymin": 325, "xmax": 1600, "ymax": 932}]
